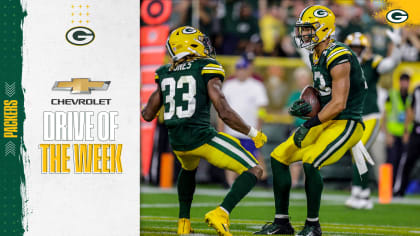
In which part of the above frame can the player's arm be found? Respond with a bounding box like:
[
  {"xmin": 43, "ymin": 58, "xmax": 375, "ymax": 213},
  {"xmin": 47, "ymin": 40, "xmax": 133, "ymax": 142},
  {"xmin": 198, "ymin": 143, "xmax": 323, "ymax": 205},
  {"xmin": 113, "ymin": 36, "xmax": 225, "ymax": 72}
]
[
  {"xmin": 208, "ymin": 77, "xmax": 267, "ymax": 147},
  {"xmin": 208, "ymin": 77, "xmax": 251, "ymax": 134},
  {"xmin": 293, "ymin": 62, "xmax": 350, "ymax": 148},
  {"xmin": 318, "ymin": 62, "xmax": 350, "ymax": 122},
  {"xmin": 377, "ymin": 28, "xmax": 402, "ymax": 74},
  {"xmin": 141, "ymin": 86, "xmax": 162, "ymax": 122}
]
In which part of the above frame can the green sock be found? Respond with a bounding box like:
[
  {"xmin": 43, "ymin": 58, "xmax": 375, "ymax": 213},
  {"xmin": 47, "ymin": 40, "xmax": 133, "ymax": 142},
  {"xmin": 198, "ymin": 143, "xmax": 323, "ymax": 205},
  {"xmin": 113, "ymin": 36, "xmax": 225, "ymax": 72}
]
[
  {"xmin": 352, "ymin": 163, "xmax": 369, "ymax": 189},
  {"xmin": 271, "ymin": 158, "xmax": 291, "ymax": 215},
  {"xmin": 303, "ymin": 163, "xmax": 323, "ymax": 219},
  {"xmin": 177, "ymin": 169, "xmax": 197, "ymax": 218},
  {"xmin": 221, "ymin": 171, "xmax": 257, "ymax": 213}
]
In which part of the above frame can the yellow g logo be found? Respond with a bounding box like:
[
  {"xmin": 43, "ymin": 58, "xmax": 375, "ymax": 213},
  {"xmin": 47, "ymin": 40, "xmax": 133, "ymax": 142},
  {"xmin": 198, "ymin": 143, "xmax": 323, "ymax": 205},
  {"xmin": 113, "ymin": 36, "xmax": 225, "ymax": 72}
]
[{"xmin": 386, "ymin": 9, "xmax": 408, "ymax": 24}]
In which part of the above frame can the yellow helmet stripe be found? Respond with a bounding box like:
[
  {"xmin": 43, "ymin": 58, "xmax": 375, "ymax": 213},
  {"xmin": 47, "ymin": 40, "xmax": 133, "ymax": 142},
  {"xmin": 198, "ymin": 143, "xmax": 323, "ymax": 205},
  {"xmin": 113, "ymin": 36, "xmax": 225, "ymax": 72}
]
[
  {"xmin": 166, "ymin": 39, "xmax": 175, "ymax": 57},
  {"xmin": 299, "ymin": 5, "xmax": 312, "ymax": 19},
  {"xmin": 327, "ymin": 50, "xmax": 351, "ymax": 68}
]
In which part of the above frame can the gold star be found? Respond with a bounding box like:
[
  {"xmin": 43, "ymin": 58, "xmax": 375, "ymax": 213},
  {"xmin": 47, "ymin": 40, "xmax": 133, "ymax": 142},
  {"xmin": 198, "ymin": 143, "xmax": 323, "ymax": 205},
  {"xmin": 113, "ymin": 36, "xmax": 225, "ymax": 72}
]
[
  {"xmin": 71, "ymin": 5, "xmax": 74, "ymax": 8},
  {"xmin": 86, "ymin": 12, "xmax": 90, "ymax": 16},
  {"xmin": 79, "ymin": 20, "xmax": 82, "ymax": 23},
  {"xmin": 79, "ymin": 12, "xmax": 82, "ymax": 16},
  {"xmin": 72, "ymin": 12, "xmax": 74, "ymax": 16},
  {"xmin": 86, "ymin": 20, "xmax": 90, "ymax": 23},
  {"xmin": 86, "ymin": 5, "xmax": 90, "ymax": 8},
  {"xmin": 72, "ymin": 20, "xmax": 74, "ymax": 23},
  {"xmin": 79, "ymin": 5, "xmax": 82, "ymax": 8}
]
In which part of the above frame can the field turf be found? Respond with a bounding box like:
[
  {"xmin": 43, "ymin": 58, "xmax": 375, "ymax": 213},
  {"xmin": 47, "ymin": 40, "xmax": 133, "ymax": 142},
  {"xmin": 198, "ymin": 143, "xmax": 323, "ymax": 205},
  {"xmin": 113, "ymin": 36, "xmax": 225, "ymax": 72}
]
[{"xmin": 140, "ymin": 185, "xmax": 420, "ymax": 235}]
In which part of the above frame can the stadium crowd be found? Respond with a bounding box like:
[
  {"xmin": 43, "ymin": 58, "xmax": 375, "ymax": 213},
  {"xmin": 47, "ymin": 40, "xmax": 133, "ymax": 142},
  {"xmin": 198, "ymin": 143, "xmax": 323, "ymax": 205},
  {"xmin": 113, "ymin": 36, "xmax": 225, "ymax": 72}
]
[{"xmin": 170, "ymin": 0, "xmax": 420, "ymax": 60}]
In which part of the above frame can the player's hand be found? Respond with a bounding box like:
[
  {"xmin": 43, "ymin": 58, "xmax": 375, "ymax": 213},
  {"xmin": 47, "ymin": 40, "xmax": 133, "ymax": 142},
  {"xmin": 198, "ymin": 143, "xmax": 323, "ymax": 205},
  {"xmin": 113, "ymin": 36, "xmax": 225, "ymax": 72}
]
[
  {"xmin": 386, "ymin": 28, "xmax": 402, "ymax": 46},
  {"xmin": 288, "ymin": 99, "xmax": 312, "ymax": 118},
  {"xmin": 251, "ymin": 130, "xmax": 267, "ymax": 148},
  {"xmin": 293, "ymin": 125, "xmax": 310, "ymax": 148}
]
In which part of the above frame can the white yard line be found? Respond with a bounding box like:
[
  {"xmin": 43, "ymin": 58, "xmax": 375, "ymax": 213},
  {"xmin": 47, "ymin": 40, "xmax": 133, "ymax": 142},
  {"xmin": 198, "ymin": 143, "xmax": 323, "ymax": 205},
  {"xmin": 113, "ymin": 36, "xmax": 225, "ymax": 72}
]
[
  {"xmin": 141, "ymin": 186, "xmax": 420, "ymax": 205},
  {"xmin": 141, "ymin": 215, "xmax": 420, "ymax": 231}
]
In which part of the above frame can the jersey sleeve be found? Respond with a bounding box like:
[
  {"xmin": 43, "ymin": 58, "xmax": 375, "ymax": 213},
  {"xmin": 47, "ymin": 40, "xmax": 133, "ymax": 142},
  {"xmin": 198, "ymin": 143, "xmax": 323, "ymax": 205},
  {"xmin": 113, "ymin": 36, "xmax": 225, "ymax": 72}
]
[
  {"xmin": 201, "ymin": 62, "xmax": 225, "ymax": 83},
  {"xmin": 326, "ymin": 46, "xmax": 352, "ymax": 70},
  {"xmin": 372, "ymin": 55, "xmax": 384, "ymax": 69}
]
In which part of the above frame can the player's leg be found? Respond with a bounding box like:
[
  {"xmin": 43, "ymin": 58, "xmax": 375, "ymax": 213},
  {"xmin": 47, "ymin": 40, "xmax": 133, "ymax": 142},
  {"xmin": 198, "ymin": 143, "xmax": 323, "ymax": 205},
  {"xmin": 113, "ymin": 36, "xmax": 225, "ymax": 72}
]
[
  {"xmin": 225, "ymin": 138, "xmax": 257, "ymax": 187},
  {"xmin": 196, "ymin": 133, "xmax": 261, "ymax": 236},
  {"xmin": 297, "ymin": 120, "xmax": 363, "ymax": 236},
  {"xmin": 172, "ymin": 150, "xmax": 201, "ymax": 234},
  {"xmin": 254, "ymin": 124, "xmax": 325, "ymax": 235},
  {"xmin": 347, "ymin": 117, "xmax": 379, "ymax": 209}
]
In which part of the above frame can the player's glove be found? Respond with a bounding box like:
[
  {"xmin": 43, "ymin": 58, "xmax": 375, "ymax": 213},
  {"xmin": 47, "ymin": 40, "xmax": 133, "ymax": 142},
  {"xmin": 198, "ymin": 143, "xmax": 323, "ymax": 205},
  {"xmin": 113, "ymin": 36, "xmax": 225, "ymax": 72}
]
[
  {"xmin": 386, "ymin": 28, "xmax": 402, "ymax": 46},
  {"xmin": 288, "ymin": 99, "xmax": 312, "ymax": 118},
  {"xmin": 293, "ymin": 125, "xmax": 309, "ymax": 148},
  {"xmin": 248, "ymin": 127, "xmax": 267, "ymax": 148},
  {"xmin": 293, "ymin": 115, "xmax": 322, "ymax": 148}
]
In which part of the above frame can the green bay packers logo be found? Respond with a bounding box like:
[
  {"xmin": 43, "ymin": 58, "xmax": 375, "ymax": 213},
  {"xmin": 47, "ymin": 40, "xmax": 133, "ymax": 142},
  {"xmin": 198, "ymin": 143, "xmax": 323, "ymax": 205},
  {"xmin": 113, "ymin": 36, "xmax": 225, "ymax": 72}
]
[
  {"xmin": 313, "ymin": 9, "xmax": 328, "ymax": 18},
  {"xmin": 386, "ymin": 9, "xmax": 408, "ymax": 24},
  {"xmin": 66, "ymin": 26, "xmax": 95, "ymax": 46},
  {"xmin": 182, "ymin": 27, "xmax": 197, "ymax": 34}
]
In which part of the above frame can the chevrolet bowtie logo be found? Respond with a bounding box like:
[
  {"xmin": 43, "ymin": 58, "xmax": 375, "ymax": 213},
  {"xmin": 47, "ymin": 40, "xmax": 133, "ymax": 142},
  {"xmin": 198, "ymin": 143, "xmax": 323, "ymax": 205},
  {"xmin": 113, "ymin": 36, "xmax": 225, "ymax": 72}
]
[{"xmin": 52, "ymin": 78, "xmax": 110, "ymax": 94}]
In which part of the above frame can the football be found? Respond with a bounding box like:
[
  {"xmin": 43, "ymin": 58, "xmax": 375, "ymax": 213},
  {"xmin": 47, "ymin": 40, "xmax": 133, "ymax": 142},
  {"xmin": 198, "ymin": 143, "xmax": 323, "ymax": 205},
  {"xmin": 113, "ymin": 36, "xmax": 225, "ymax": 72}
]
[{"xmin": 300, "ymin": 86, "xmax": 321, "ymax": 118}]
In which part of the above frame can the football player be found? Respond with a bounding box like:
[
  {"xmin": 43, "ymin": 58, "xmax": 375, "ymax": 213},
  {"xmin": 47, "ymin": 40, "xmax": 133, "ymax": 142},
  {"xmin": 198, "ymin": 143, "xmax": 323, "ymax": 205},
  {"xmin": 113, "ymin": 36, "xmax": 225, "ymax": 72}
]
[
  {"xmin": 254, "ymin": 5, "xmax": 367, "ymax": 236},
  {"xmin": 141, "ymin": 26, "xmax": 267, "ymax": 236},
  {"xmin": 344, "ymin": 31, "xmax": 401, "ymax": 209}
]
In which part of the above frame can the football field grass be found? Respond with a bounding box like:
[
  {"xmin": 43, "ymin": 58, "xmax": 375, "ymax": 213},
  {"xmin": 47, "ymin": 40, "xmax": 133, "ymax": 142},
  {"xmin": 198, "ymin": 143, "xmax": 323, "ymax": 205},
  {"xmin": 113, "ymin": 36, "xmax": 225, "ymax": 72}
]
[{"xmin": 140, "ymin": 185, "xmax": 420, "ymax": 235}]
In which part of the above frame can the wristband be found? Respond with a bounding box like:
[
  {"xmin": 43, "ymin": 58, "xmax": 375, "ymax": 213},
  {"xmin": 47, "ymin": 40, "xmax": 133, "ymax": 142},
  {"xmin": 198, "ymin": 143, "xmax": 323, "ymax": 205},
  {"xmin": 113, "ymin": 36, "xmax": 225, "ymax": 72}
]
[
  {"xmin": 247, "ymin": 126, "xmax": 258, "ymax": 138},
  {"xmin": 303, "ymin": 115, "xmax": 321, "ymax": 129}
]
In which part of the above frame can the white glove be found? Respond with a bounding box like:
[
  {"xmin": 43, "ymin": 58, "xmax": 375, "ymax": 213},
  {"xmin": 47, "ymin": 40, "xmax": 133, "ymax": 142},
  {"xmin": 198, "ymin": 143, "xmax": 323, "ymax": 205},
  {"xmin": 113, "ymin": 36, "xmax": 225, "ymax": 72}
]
[{"xmin": 386, "ymin": 28, "xmax": 402, "ymax": 46}]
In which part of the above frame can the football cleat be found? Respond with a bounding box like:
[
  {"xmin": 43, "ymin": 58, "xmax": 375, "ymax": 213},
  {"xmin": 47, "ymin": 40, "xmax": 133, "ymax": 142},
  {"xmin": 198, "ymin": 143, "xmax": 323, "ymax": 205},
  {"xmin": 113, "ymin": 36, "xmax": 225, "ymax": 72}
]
[
  {"xmin": 253, "ymin": 222, "xmax": 295, "ymax": 235},
  {"xmin": 296, "ymin": 221, "xmax": 322, "ymax": 236},
  {"xmin": 345, "ymin": 197, "xmax": 373, "ymax": 210},
  {"xmin": 177, "ymin": 218, "xmax": 194, "ymax": 235},
  {"xmin": 204, "ymin": 207, "xmax": 232, "ymax": 236}
]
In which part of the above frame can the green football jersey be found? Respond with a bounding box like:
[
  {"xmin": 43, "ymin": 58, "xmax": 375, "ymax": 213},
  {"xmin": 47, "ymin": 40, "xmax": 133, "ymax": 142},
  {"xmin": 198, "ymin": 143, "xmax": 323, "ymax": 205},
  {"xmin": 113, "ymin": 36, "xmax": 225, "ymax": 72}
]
[
  {"xmin": 309, "ymin": 40, "xmax": 367, "ymax": 121},
  {"xmin": 155, "ymin": 57, "xmax": 225, "ymax": 151},
  {"xmin": 361, "ymin": 55, "xmax": 383, "ymax": 115}
]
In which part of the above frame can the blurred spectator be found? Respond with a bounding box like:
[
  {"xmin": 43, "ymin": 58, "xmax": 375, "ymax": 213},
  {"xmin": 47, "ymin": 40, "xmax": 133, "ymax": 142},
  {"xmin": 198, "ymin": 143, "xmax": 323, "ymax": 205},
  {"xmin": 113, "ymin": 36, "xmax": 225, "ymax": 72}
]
[
  {"xmin": 174, "ymin": 0, "xmax": 217, "ymax": 37},
  {"xmin": 259, "ymin": 3, "xmax": 287, "ymax": 56},
  {"xmin": 243, "ymin": 52, "xmax": 264, "ymax": 81},
  {"xmin": 222, "ymin": 1, "xmax": 260, "ymax": 54},
  {"xmin": 400, "ymin": 28, "xmax": 420, "ymax": 62},
  {"xmin": 383, "ymin": 73, "xmax": 411, "ymax": 190},
  {"xmin": 265, "ymin": 65, "xmax": 288, "ymax": 109},
  {"xmin": 394, "ymin": 84, "xmax": 420, "ymax": 196},
  {"xmin": 286, "ymin": 67, "xmax": 313, "ymax": 188},
  {"xmin": 337, "ymin": 4, "xmax": 366, "ymax": 41},
  {"xmin": 219, "ymin": 57, "xmax": 269, "ymax": 186}
]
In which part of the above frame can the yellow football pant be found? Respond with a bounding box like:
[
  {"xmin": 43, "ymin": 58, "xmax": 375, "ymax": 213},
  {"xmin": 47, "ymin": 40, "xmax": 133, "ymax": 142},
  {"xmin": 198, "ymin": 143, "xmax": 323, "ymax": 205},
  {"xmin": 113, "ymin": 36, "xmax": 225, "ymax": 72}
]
[
  {"xmin": 360, "ymin": 116, "xmax": 381, "ymax": 149},
  {"xmin": 271, "ymin": 120, "xmax": 363, "ymax": 169},
  {"xmin": 174, "ymin": 132, "xmax": 259, "ymax": 174}
]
